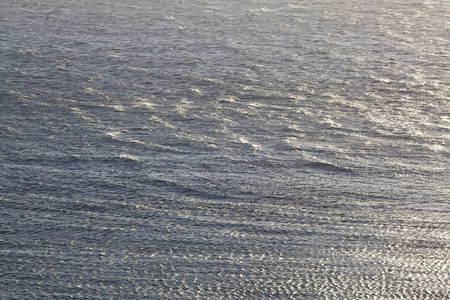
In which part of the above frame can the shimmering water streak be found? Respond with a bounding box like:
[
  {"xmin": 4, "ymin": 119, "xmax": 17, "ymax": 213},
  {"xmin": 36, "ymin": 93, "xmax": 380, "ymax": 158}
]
[{"xmin": 1, "ymin": 0, "xmax": 449, "ymax": 298}]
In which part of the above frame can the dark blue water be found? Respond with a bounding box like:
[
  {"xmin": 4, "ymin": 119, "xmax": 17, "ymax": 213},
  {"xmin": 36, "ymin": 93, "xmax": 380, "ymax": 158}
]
[{"xmin": 1, "ymin": 0, "xmax": 449, "ymax": 298}]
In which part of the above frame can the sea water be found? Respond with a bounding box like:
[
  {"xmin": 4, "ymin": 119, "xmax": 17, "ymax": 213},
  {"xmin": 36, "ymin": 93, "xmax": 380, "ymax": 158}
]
[{"xmin": 1, "ymin": 0, "xmax": 449, "ymax": 298}]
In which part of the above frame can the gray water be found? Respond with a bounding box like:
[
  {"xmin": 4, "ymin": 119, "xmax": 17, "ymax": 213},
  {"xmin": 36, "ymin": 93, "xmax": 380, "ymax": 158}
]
[{"xmin": 1, "ymin": 0, "xmax": 449, "ymax": 298}]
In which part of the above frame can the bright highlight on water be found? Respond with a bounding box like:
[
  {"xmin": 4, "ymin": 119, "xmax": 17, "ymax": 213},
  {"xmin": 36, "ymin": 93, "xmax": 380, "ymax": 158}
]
[{"xmin": 1, "ymin": 0, "xmax": 449, "ymax": 298}]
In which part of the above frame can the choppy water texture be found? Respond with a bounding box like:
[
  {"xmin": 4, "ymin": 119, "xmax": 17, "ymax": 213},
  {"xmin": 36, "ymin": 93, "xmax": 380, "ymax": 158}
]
[{"xmin": 1, "ymin": 0, "xmax": 449, "ymax": 298}]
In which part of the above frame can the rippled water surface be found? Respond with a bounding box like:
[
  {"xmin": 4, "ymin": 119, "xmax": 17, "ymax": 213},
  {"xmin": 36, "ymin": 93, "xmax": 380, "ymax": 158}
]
[{"xmin": 1, "ymin": 0, "xmax": 449, "ymax": 298}]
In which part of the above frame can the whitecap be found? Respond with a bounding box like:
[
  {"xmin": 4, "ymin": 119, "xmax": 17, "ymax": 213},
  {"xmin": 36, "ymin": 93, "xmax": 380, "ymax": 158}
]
[
  {"xmin": 80, "ymin": 87, "xmax": 97, "ymax": 94},
  {"xmin": 235, "ymin": 136, "xmax": 262, "ymax": 150},
  {"xmin": 427, "ymin": 144, "xmax": 448, "ymax": 153},
  {"xmin": 217, "ymin": 96, "xmax": 238, "ymax": 103},
  {"xmin": 190, "ymin": 88, "xmax": 203, "ymax": 95},
  {"xmin": 118, "ymin": 153, "xmax": 141, "ymax": 162},
  {"xmin": 111, "ymin": 105, "xmax": 126, "ymax": 112}
]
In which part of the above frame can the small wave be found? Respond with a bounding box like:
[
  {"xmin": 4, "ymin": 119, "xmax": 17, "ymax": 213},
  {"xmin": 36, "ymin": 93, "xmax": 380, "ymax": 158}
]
[{"xmin": 304, "ymin": 161, "xmax": 354, "ymax": 174}]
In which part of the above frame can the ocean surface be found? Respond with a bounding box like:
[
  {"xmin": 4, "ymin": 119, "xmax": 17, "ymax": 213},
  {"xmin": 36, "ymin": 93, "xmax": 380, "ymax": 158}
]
[{"xmin": 1, "ymin": 0, "xmax": 449, "ymax": 298}]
